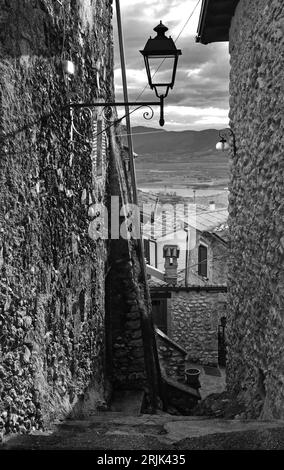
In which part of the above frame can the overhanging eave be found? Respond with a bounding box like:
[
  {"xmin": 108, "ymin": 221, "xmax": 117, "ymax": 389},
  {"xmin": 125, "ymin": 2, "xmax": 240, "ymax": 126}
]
[{"xmin": 196, "ymin": 0, "xmax": 240, "ymax": 44}]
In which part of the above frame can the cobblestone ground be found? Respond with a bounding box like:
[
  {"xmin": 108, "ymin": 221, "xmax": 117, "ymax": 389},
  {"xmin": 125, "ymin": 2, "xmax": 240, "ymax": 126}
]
[
  {"xmin": 199, "ymin": 367, "xmax": 226, "ymax": 399},
  {"xmin": 1, "ymin": 413, "xmax": 284, "ymax": 450},
  {"xmin": 185, "ymin": 361, "xmax": 226, "ymax": 399},
  {"xmin": 1, "ymin": 367, "xmax": 282, "ymax": 450}
]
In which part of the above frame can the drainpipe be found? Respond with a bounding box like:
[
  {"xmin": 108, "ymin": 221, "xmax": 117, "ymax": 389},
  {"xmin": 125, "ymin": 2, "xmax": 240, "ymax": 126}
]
[{"xmin": 185, "ymin": 228, "xmax": 189, "ymax": 287}]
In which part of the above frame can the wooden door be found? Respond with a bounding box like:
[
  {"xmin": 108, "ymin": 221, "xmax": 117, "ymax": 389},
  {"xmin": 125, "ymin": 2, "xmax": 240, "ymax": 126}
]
[{"xmin": 151, "ymin": 299, "xmax": 167, "ymax": 334}]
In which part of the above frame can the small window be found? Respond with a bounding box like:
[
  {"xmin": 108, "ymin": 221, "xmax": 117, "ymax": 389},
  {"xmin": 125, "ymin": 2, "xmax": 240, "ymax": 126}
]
[
  {"xmin": 91, "ymin": 117, "xmax": 107, "ymax": 179},
  {"xmin": 149, "ymin": 240, "xmax": 157, "ymax": 268},
  {"xmin": 96, "ymin": 119, "xmax": 107, "ymax": 177},
  {"xmin": 144, "ymin": 239, "xmax": 157, "ymax": 267},
  {"xmin": 144, "ymin": 239, "xmax": 150, "ymax": 264},
  {"xmin": 198, "ymin": 244, "xmax": 207, "ymax": 277},
  {"xmin": 151, "ymin": 298, "xmax": 167, "ymax": 334}
]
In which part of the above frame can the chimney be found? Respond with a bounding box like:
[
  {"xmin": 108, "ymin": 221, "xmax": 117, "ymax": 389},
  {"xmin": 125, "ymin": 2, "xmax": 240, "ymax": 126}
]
[
  {"xmin": 209, "ymin": 201, "xmax": 215, "ymax": 211},
  {"xmin": 163, "ymin": 244, "xmax": 180, "ymax": 285}
]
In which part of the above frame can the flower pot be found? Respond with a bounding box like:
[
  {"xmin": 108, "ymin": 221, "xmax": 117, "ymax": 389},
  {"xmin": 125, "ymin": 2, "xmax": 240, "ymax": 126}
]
[{"xmin": 185, "ymin": 368, "xmax": 201, "ymax": 389}]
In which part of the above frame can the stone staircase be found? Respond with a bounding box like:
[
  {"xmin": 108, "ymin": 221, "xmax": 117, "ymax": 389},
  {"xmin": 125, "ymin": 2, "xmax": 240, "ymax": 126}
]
[{"xmin": 155, "ymin": 327, "xmax": 201, "ymax": 413}]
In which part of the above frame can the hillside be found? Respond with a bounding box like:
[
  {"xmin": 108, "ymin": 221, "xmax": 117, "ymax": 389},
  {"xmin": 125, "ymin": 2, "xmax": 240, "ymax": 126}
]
[
  {"xmin": 130, "ymin": 126, "xmax": 221, "ymax": 155},
  {"xmin": 125, "ymin": 126, "xmax": 230, "ymax": 194}
]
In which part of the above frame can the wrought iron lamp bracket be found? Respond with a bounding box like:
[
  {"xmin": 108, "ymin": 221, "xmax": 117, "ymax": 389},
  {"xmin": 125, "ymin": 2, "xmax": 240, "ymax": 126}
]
[{"xmin": 68, "ymin": 99, "xmax": 165, "ymax": 143}]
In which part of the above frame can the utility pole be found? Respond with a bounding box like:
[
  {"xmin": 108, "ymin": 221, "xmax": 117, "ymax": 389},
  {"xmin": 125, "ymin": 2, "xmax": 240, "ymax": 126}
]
[
  {"xmin": 115, "ymin": 0, "xmax": 162, "ymax": 411},
  {"xmin": 115, "ymin": 0, "xmax": 137, "ymax": 205}
]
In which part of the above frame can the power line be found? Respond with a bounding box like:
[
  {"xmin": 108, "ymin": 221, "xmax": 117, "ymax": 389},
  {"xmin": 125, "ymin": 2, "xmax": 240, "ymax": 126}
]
[
  {"xmin": 186, "ymin": 254, "xmax": 228, "ymax": 270},
  {"xmin": 133, "ymin": 0, "xmax": 202, "ymax": 103},
  {"xmin": 95, "ymin": 0, "xmax": 202, "ymax": 139},
  {"xmin": 175, "ymin": 0, "xmax": 202, "ymax": 43},
  {"xmin": 2, "ymin": 2, "xmax": 203, "ymax": 149},
  {"xmin": 118, "ymin": 130, "xmax": 165, "ymax": 137},
  {"xmin": 148, "ymin": 206, "xmax": 228, "ymax": 215}
]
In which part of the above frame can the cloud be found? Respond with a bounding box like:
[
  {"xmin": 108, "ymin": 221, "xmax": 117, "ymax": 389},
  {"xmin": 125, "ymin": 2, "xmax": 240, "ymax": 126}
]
[{"xmin": 113, "ymin": 0, "xmax": 230, "ymax": 131}]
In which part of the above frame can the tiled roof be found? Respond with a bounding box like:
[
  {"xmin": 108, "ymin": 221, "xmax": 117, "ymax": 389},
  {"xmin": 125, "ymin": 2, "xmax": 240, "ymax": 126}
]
[
  {"xmin": 143, "ymin": 206, "xmax": 228, "ymax": 239},
  {"xmin": 191, "ymin": 209, "xmax": 228, "ymax": 232},
  {"xmin": 213, "ymin": 226, "xmax": 229, "ymax": 242},
  {"xmin": 148, "ymin": 267, "xmax": 214, "ymax": 288},
  {"xmin": 138, "ymin": 190, "xmax": 159, "ymax": 206}
]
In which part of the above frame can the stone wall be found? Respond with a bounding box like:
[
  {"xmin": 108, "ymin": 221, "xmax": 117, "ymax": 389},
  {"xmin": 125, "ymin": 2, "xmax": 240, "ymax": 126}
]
[
  {"xmin": 0, "ymin": 0, "xmax": 113, "ymax": 437},
  {"xmin": 107, "ymin": 204, "xmax": 148, "ymax": 391},
  {"xmin": 155, "ymin": 328, "xmax": 187, "ymax": 383},
  {"xmin": 227, "ymin": 0, "xmax": 284, "ymax": 418},
  {"xmin": 169, "ymin": 288, "xmax": 227, "ymax": 366},
  {"xmin": 211, "ymin": 235, "xmax": 228, "ymax": 285},
  {"xmin": 106, "ymin": 131, "xmax": 162, "ymax": 409}
]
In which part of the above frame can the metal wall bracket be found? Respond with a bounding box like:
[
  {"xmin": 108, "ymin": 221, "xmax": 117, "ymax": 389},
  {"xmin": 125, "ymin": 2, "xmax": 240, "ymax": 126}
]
[{"xmin": 68, "ymin": 98, "xmax": 165, "ymax": 142}]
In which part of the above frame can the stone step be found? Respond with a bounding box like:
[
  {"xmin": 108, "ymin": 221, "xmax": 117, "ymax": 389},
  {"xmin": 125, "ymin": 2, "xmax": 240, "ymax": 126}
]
[
  {"xmin": 162, "ymin": 418, "xmax": 284, "ymax": 444},
  {"xmin": 2, "ymin": 415, "xmax": 284, "ymax": 450},
  {"xmin": 108, "ymin": 389, "xmax": 145, "ymax": 414}
]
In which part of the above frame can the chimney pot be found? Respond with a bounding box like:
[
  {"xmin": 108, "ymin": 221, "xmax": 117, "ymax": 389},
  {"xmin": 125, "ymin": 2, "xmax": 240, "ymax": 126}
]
[{"xmin": 163, "ymin": 244, "xmax": 179, "ymax": 285}]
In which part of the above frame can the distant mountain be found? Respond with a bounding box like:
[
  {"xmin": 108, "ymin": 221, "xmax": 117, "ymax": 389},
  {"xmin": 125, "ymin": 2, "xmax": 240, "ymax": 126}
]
[
  {"xmin": 129, "ymin": 126, "xmax": 221, "ymax": 155},
  {"xmin": 124, "ymin": 126, "xmax": 229, "ymax": 190}
]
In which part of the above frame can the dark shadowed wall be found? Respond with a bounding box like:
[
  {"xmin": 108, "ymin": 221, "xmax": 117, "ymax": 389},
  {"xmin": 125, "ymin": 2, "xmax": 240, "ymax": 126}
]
[{"xmin": 0, "ymin": 0, "xmax": 113, "ymax": 435}]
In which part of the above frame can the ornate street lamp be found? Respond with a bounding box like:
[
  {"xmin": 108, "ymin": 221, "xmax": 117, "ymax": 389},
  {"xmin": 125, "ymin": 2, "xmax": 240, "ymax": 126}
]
[
  {"xmin": 140, "ymin": 21, "xmax": 182, "ymax": 125},
  {"xmin": 66, "ymin": 21, "xmax": 181, "ymax": 132},
  {"xmin": 216, "ymin": 128, "xmax": 236, "ymax": 154}
]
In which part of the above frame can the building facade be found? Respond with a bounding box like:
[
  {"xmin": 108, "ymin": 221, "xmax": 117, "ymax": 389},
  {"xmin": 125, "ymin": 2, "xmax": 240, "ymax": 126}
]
[
  {"xmin": 143, "ymin": 203, "xmax": 228, "ymax": 284},
  {"xmin": 144, "ymin": 203, "xmax": 229, "ymax": 368},
  {"xmin": 151, "ymin": 286, "xmax": 227, "ymax": 367}
]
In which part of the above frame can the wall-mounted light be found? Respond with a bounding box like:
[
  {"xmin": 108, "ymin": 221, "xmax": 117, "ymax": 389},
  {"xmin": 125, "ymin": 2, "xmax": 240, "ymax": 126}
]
[
  {"xmin": 140, "ymin": 21, "xmax": 182, "ymax": 126},
  {"xmin": 216, "ymin": 128, "xmax": 236, "ymax": 154},
  {"xmin": 66, "ymin": 21, "xmax": 181, "ymax": 132}
]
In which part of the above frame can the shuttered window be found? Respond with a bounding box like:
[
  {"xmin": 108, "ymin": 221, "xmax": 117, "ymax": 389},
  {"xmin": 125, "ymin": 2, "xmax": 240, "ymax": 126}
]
[
  {"xmin": 91, "ymin": 116, "xmax": 107, "ymax": 179},
  {"xmin": 144, "ymin": 238, "xmax": 150, "ymax": 264},
  {"xmin": 144, "ymin": 239, "xmax": 157, "ymax": 267},
  {"xmin": 198, "ymin": 244, "xmax": 207, "ymax": 277},
  {"xmin": 151, "ymin": 299, "xmax": 167, "ymax": 334}
]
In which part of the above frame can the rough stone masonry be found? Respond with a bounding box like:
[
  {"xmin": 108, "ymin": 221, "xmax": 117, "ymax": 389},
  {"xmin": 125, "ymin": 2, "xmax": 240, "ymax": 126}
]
[
  {"xmin": 0, "ymin": 0, "xmax": 162, "ymax": 439},
  {"xmin": 227, "ymin": 0, "xmax": 284, "ymax": 419},
  {"xmin": 0, "ymin": 0, "xmax": 115, "ymax": 436},
  {"xmin": 170, "ymin": 288, "xmax": 227, "ymax": 367},
  {"xmin": 0, "ymin": 0, "xmax": 163, "ymax": 438}
]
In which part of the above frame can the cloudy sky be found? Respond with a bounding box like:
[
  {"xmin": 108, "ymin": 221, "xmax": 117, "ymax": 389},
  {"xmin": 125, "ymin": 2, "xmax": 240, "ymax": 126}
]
[{"xmin": 113, "ymin": 0, "xmax": 230, "ymax": 131}]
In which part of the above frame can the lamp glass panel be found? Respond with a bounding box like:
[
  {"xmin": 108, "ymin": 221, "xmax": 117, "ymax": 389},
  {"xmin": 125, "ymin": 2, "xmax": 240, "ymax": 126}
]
[
  {"xmin": 216, "ymin": 142, "xmax": 224, "ymax": 150},
  {"xmin": 148, "ymin": 56, "xmax": 175, "ymax": 86},
  {"xmin": 222, "ymin": 141, "xmax": 230, "ymax": 150},
  {"xmin": 216, "ymin": 141, "xmax": 230, "ymax": 151}
]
